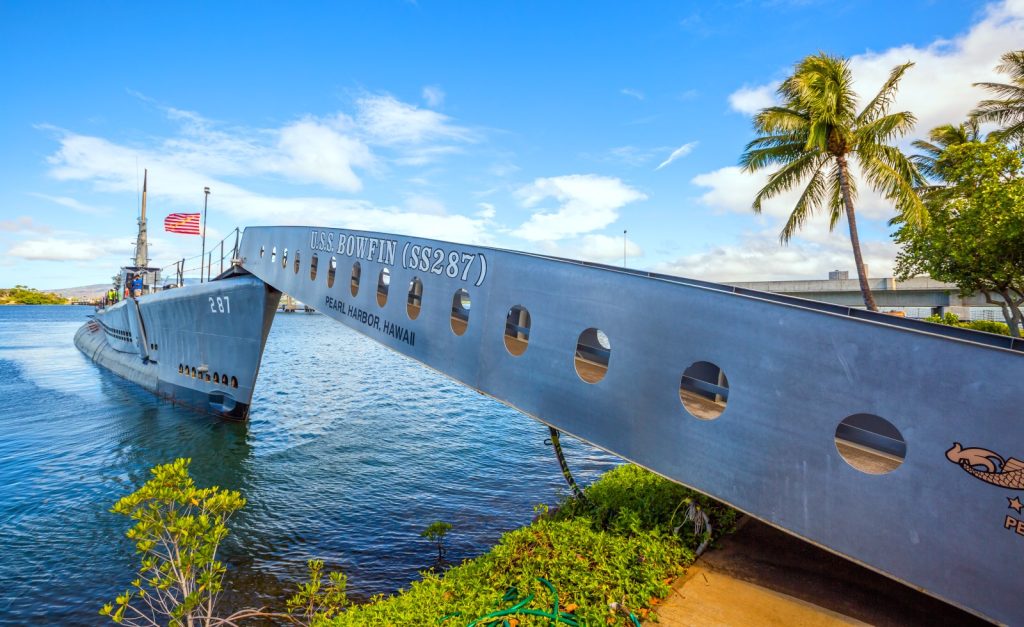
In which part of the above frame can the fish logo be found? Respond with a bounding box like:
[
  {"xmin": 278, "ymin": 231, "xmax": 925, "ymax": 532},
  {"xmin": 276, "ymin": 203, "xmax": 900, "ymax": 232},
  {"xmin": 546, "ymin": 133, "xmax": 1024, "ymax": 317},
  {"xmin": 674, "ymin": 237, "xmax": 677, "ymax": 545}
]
[
  {"xmin": 946, "ymin": 443, "xmax": 1024, "ymax": 490},
  {"xmin": 947, "ymin": 443, "xmax": 1024, "ymax": 517}
]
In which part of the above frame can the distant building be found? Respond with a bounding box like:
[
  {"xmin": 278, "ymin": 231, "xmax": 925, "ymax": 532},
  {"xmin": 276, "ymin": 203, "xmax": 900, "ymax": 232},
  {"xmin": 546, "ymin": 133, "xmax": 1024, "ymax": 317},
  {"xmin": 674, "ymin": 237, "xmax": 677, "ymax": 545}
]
[{"xmin": 827, "ymin": 267, "xmax": 869, "ymax": 280}]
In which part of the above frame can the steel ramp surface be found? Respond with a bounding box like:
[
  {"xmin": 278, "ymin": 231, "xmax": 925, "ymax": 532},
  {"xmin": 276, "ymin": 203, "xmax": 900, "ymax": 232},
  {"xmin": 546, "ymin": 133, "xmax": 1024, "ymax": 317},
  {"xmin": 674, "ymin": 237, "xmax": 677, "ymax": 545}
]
[{"xmin": 239, "ymin": 225, "xmax": 1023, "ymax": 625}]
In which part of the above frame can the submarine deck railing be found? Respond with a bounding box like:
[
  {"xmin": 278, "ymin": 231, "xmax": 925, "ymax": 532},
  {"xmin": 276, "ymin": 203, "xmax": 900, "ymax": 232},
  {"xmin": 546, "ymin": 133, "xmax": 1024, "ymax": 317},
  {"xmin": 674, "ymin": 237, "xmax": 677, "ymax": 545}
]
[{"xmin": 158, "ymin": 227, "xmax": 243, "ymax": 286}]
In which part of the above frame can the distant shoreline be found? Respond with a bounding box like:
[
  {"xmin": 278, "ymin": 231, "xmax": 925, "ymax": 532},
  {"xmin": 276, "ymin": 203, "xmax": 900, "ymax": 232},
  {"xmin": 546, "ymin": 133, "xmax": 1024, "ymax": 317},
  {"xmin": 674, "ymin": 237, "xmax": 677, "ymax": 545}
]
[{"xmin": 0, "ymin": 287, "xmax": 73, "ymax": 305}]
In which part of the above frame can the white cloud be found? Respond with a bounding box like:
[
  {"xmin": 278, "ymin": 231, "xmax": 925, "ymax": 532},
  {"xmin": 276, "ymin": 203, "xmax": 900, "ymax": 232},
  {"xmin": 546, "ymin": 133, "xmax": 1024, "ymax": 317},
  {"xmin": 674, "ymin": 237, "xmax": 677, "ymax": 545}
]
[
  {"xmin": 0, "ymin": 216, "xmax": 51, "ymax": 233},
  {"xmin": 656, "ymin": 233, "xmax": 897, "ymax": 282},
  {"xmin": 726, "ymin": 0, "xmax": 1023, "ymax": 132},
  {"xmin": 476, "ymin": 202, "xmax": 496, "ymax": 219},
  {"xmin": 422, "ymin": 85, "xmax": 445, "ymax": 107},
  {"xmin": 620, "ymin": 88, "xmax": 645, "ymax": 100},
  {"xmin": 728, "ymin": 84, "xmax": 777, "ymax": 114},
  {"xmin": 578, "ymin": 234, "xmax": 644, "ymax": 263},
  {"xmin": 274, "ymin": 118, "xmax": 374, "ymax": 191},
  {"xmin": 34, "ymin": 88, "xmax": 499, "ymax": 255},
  {"xmin": 41, "ymin": 132, "xmax": 494, "ymax": 251},
  {"xmin": 512, "ymin": 175, "xmax": 647, "ymax": 242},
  {"xmin": 527, "ymin": 233, "xmax": 644, "ymax": 265},
  {"xmin": 591, "ymin": 145, "xmax": 673, "ymax": 167},
  {"xmin": 693, "ymin": 1, "xmax": 1024, "ymax": 281},
  {"xmin": 404, "ymin": 193, "xmax": 447, "ymax": 215},
  {"xmin": 655, "ymin": 141, "xmax": 698, "ymax": 170},
  {"xmin": 7, "ymin": 237, "xmax": 119, "ymax": 261},
  {"xmin": 28, "ymin": 193, "xmax": 110, "ymax": 215},
  {"xmin": 691, "ymin": 165, "xmax": 895, "ymax": 223},
  {"xmin": 50, "ymin": 92, "xmax": 477, "ymax": 199},
  {"xmin": 356, "ymin": 94, "xmax": 474, "ymax": 146},
  {"xmin": 46, "ymin": 112, "xmax": 375, "ymax": 194},
  {"xmin": 489, "ymin": 162, "xmax": 520, "ymax": 177}
]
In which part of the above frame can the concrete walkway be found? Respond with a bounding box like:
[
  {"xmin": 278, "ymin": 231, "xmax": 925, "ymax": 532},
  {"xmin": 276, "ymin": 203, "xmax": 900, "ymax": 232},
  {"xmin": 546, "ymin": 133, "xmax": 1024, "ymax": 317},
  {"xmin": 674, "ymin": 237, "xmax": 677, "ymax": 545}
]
[{"xmin": 650, "ymin": 519, "xmax": 992, "ymax": 626}]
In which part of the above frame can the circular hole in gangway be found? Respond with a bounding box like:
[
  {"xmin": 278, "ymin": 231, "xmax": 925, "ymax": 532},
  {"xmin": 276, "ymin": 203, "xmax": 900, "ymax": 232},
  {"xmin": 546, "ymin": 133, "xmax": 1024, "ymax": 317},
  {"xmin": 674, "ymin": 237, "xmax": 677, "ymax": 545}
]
[
  {"xmin": 350, "ymin": 262, "xmax": 361, "ymax": 297},
  {"xmin": 574, "ymin": 327, "xmax": 610, "ymax": 383},
  {"xmin": 293, "ymin": 250, "xmax": 301, "ymax": 274},
  {"xmin": 259, "ymin": 245, "xmax": 265, "ymax": 258},
  {"xmin": 377, "ymin": 268, "xmax": 390, "ymax": 307},
  {"xmin": 451, "ymin": 289, "xmax": 471, "ymax": 336},
  {"xmin": 835, "ymin": 413, "xmax": 906, "ymax": 474},
  {"xmin": 309, "ymin": 253, "xmax": 318, "ymax": 281},
  {"xmin": 407, "ymin": 277, "xmax": 423, "ymax": 320},
  {"xmin": 281, "ymin": 248, "xmax": 288, "ymax": 269},
  {"xmin": 504, "ymin": 305, "xmax": 531, "ymax": 356},
  {"xmin": 680, "ymin": 361, "xmax": 729, "ymax": 420},
  {"xmin": 271, "ymin": 246, "xmax": 277, "ymax": 263}
]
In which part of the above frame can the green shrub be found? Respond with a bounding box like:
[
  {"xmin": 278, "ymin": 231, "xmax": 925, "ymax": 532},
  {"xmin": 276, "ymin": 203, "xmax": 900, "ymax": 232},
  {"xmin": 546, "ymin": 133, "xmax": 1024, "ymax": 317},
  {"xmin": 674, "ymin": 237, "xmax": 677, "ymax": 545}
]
[
  {"xmin": 963, "ymin": 319, "xmax": 1011, "ymax": 335},
  {"xmin": 101, "ymin": 459, "xmax": 249, "ymax": 625},
  {"xmin": 103, "ymin": 462, "xmax": 735, "ymax": 626},
  {"xmin": 923, "ymin": 312, "xmax": 961, "ymax": 326},
  {"xmin": 923, "ymin": 312, "xmax": 1011, "ymax": 335},
  {"xmin": 421, "ymin": 520, "xmax": 454, "ymax": 561},
  {"xmin": 322, "ymin": 465, "xmax": 736, "ymax": 626},
  {"xmin": 102, "ymin": 459, "xmax": 291, "ymax": 626}
]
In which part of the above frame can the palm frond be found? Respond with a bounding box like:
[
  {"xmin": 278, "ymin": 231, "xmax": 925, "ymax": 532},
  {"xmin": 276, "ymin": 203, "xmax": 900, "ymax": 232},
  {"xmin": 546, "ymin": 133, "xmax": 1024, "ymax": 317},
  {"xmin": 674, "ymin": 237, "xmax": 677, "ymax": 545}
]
[
  {"xmin": 994, "ymin": 50, "xmax": 1024, "ymax": 82},
  {"xmin": 779, "ymin": 160, "xmax": 829, "ymax": 242},
  {"xmin": 857, "ymin": 61, "xmax": 915, "ymax": 124},
  {"xmin": 740, "ymin": 140, "xmax": 807, "ymax": 171},
  {"xmin": 744, "ymin": 131, "xmax": 807, "ymax": 150},
  {"xmin": 912, "ymin": 122, "xmax": 982, "ymax": 182},
  {"xmin": 910, "ymin": 154, "xmax": 939, "ymax": 180},
  {"xmin": 989, "ymin": 119, "xmax": 1024, "ymax": 145},
  {"xmin": 972, "ymin": 83, "xmax": 1024, "ymax": 100},
  {"xmin": 752, "ymin": 107, "xmax": 809, "ymax": 133},
  {"xmin": 785, "ymin": 53, "xmax": 858, "ymax": 128},
  {"xmin": 970, "ymin": 50, "xmax": 1024, "ymax": 142},
  {"xmin": 972, "ymin": 99, "xmax": 1024, "ymax": 125},
  {"xmin": 855, "ymin": 110, "xmax": 917, "ymax": 145},
  {"xmin": 826, "ymin": 161, "xmax": 852, "ymax": 231},
  {"xmin": 751, "ymin": 150, "xmax": 825, "ymax": 213},
  {"xmin": 857, "ymin": 144, "xmax": 927, "ymax": 227},
  {"xmin": 931, "ymin": 121, "xmax": 980, "ymax": 145}
]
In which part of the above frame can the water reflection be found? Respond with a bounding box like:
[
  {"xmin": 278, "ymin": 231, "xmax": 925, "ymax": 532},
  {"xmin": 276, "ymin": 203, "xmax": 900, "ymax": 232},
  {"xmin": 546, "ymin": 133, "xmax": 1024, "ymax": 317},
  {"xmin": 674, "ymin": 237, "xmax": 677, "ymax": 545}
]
[{"xmin": 0, "ymin": 306, "xmax": 618, "ymax": 622}]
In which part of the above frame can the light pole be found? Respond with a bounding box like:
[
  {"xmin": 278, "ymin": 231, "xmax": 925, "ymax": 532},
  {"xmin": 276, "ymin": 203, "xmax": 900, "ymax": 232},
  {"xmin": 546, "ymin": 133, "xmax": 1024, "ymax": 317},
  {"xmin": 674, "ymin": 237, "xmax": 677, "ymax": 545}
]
[
  {"xmin": 200, "ymin": 186, "xmax": 210, "ymax": 283},
  {"xmin": 623, "ymin": 229, "xmax": 627, "ymax": 268}
]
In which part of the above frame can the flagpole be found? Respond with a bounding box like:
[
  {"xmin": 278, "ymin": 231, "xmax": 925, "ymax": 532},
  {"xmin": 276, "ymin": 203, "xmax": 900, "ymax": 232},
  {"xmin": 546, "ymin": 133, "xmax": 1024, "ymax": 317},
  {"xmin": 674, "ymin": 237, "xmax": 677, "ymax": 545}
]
[{"xmin": 200, "ymin": 186, "xmax": 210, "ymax": 283}]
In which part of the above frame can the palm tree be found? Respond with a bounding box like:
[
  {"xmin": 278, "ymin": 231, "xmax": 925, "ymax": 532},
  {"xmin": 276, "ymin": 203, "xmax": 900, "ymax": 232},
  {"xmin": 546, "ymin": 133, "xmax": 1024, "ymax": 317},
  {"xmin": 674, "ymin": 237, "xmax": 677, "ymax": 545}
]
[
  {"xmin": 910, "ymin": 120, "xmax": 981, "ymax": 182},
  {"xmin": 972, "ymin": 50, "xmax": 1024, "ymax": 145},
  {"xmin": 741, "ymin": 52, "xmax": 925, "ymax": 311}
]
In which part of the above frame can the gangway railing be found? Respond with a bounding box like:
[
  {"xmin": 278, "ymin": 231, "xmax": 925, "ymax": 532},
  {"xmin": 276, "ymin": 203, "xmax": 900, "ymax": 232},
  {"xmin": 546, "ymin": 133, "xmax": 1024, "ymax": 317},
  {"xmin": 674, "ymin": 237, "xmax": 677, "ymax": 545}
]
[{"xmin": 234, "ymin": 225, "xmax": 1022, "ymax": 625}]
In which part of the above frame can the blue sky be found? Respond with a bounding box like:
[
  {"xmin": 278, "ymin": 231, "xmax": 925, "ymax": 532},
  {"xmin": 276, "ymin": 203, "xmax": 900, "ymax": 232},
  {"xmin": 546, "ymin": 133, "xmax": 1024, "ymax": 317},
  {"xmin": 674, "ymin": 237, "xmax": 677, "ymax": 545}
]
[{"xmin": 1, "ymin": 0, "xmax": 1020, "ymax": 289}]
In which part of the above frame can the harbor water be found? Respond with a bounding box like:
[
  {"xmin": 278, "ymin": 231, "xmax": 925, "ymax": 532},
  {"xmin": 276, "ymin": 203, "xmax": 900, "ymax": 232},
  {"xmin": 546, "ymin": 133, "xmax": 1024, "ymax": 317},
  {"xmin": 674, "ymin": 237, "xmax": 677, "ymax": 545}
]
[{"xmin": 0, "ymin": 305, "xmax": 618, "ymax": 624}]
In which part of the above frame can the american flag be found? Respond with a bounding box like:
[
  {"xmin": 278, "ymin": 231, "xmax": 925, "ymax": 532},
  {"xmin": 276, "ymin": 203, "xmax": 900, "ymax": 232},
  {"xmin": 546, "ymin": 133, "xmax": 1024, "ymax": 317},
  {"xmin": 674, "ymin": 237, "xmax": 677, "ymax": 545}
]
[{"xmin": 164, "ymin": 213, "xmax": 201, "ymax": 235}]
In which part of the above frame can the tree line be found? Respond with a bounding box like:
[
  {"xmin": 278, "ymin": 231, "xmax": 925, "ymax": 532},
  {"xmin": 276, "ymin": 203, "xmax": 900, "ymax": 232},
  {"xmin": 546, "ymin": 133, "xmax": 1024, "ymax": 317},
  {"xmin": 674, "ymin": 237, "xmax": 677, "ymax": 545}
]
[
  {"xmin": 0, "ymin": 286, "xmax": 69, "ymax": 305},
  {"xmin": 741, "ymin": 50, "xmax": 1024, "ymax": 337}
]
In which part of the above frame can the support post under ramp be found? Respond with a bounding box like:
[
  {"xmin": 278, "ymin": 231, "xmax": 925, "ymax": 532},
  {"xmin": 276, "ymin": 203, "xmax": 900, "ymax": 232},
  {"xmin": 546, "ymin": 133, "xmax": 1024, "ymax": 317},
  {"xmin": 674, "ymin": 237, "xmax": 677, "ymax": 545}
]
[{"xmin": 239, "ymin": 225, "xmax": 1023, "ymax": 625}]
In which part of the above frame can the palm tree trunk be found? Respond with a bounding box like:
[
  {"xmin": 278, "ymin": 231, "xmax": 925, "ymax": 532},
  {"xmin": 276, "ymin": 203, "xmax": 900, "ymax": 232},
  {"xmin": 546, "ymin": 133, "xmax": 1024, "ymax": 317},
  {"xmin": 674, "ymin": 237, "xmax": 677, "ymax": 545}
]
[{"xmin": 836, "ymin": 155, "xmax": 878, "ymax": 311}]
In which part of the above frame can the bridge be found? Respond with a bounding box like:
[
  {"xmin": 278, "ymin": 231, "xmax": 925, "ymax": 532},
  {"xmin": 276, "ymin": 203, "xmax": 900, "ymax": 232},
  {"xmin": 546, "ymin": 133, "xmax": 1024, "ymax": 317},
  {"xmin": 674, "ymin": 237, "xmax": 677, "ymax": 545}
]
[
  {"xmin": 730, "ymin": 275, "xmax": 1004, "ymax": 313},
  {"xmin": 227, "ymin": 226, "xmax": 1020, "ymax": 625}
]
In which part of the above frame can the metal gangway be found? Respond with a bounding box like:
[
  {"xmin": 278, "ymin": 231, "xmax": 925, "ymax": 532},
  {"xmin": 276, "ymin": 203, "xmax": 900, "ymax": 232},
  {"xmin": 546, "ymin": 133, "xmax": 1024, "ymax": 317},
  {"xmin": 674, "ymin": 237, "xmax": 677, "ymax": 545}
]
[{"xmin": 235, "ymin": 225, "xmax": 1022, "ymax": 625}]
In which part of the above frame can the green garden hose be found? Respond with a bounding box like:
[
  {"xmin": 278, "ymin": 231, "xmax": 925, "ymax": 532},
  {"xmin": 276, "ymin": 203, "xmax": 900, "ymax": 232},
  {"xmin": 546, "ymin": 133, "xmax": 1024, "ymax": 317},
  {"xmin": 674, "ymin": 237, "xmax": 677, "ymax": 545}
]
[
  {"xmin": 546, "ymin": 427, "xmax": 587, "ymax": 503},
  {"xmin": 440, "ymin": 577, "xmax": 642, "ymax": 626}
]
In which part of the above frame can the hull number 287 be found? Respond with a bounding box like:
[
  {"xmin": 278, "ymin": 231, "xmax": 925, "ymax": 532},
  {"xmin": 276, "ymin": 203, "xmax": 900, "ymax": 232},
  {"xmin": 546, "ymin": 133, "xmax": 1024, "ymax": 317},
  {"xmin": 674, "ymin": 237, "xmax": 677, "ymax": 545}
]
[{"xmin": 209, "ymin": 296, "xmax": 231, "ymax": 314}]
